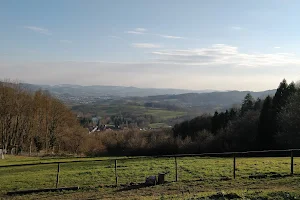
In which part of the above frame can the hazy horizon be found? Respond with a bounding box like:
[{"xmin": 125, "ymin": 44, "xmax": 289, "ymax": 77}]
[
  {"xmin": 2, "ymin": 0, "xmax": 300, "ymax": 91},
  {"xmin": 18, "ymin": 81, "xmax": 279, "ymax": 93}
]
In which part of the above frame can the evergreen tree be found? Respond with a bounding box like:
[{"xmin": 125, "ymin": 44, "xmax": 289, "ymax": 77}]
[
  {"xmin": 240, "ymin": 93, "xmax": 254, "ymax": 116},
  {"xmin": 272, "ymin": 79, "xmax": 288, "ymax": 113},
  {"xmin": 211, "ymin": 111, "xmax": 219, "ymax": 134},
  {"xmin": 285, "ymin": 82, "xmax": 297, "ymax": 101},
  {"xmin": 229, "ymin": 108, "xmax": 238, "ymax": 120},
  {"xmin": 254, "ymin": 98, "xmax": 262, "ymax": 111},
  {"xmin": 277, "ymin": 90, "xmax": 300, "ymax": 148},
  {"xmin": 224, "ymin": 110, "xmax": 230, "ymax": 127},
  {"xmin": 271, "ymin": 79, "xmax": 297, "ymax": 139},
  {"xmin": 257, "ymin": 96, "xmax": 273, "ymax": 149}
]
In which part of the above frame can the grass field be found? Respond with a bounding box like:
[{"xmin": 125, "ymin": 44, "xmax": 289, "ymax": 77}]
[
  {"xmin": 148, "ymin": 123, "xmax": 170, "ymax": 129},
  {"xmin": 1, "ymin": 155, "xmax": 300, "ymax": 199},
  {"xmin": 73, "ymin": 104, "xmax": 187, "ymax": 121}
]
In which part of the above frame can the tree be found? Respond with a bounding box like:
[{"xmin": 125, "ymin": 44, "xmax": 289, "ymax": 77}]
[
  {"xmin": 0, "ymin": 81, "xmax": 85, "ymax": 156},
  {"xmin": 211, "ymin": 110, "xmax": 230, "ymax": 134},
  {"xmin": 173, "ymin": 114, "xmax": 212, "ymax": 139},
  {"xmin": 211, "ymin": 111, "xmax": 220, "ymax": 134},
  {"xmin": 272, "ymin": 79, "xmax": 288, "ymax": 114},
  {"xmin": 34, "ymin": 136, "xmax": 43, "ymax": 154},
  {"xmin": 285, "ymin": 82, "xmax": 297, "ymax": 101},
  {"xmin": 240, "ymin": 93, "xmax": 254, "ymax": 116},
  {"xmin": 257, "ymin": 96, "xmax": 274, "ymax": 149},
  {"xmin": 270, "ymin": 79, "xmax": 297, "ymax": 144},
  {"xmin": 277, "ymin": 90, "xmax": 300, "ymax": 148},
  {"xmin": 229, "ymin": 108, "xmax": 238, "ymax": 120},
  {"xmin": 220, "ymin": 110, "xmax": 260, "ymax": 152},
  {"xmin": 254, "ymin": 98, "xmax": 263, "ymax": 111}
]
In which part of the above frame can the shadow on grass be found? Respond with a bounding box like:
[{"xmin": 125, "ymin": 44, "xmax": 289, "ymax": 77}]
[
  {"xmin": 116, "ymin": 181, "xmax": 174, "ymax": 192},
  {"xmin": 116, "ymin": 183, "xmax": 148, "ymax": 192}
]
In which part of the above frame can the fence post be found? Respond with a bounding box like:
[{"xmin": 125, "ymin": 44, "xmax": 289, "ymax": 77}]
[
  {"xmin": 115, "ymin": 159, "xmax": 118, "ymax": 186},
  {"xmin": 291, "ymin": 150, "xmax": 294, "ymax": 175},
  {"xmin": 174, "ymin": 156, "xmax": 178, "ymax": 182},
  {"xmin": 56, "ymin": 163, "xmax": 60, "ymax": 188},
  {"xmin": 233, "ymin": 154, "xmax": 236, "ymax": 179},
  {"xmin": 175, "ymin": 156, "xmax": 178, "ymax": 182}
]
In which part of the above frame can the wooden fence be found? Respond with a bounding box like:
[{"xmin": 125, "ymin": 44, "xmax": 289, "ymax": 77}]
[{"xmin": 0, "ymin": 149, "xmax": 299, "ymax": 189}]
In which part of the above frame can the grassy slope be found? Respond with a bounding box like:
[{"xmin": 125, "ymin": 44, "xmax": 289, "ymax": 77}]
[{"xmin": 1, "ymin": 156, "xmax": 300, "ymax": 199}]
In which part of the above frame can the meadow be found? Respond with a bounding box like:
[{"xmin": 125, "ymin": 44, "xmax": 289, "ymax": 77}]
[
  {"xmin": 72, "ymin": 104, "xmax": 187, "ymax": 122},
  {"xmin": 1, "ymin": 155, "xmax": 300, "ymax": 199}
]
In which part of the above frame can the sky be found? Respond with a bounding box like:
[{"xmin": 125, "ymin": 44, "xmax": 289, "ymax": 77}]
[{"xmin": 1, "ymin": 0, "xmax": 300, "ymax": 91}]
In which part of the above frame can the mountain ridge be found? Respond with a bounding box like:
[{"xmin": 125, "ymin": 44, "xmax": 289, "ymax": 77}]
[
  {"xmin": 20, "ymin": 83, "xmax": 219, "ymax": 97},
  {"xmin": 20, "ymin": 82, "xmax": 275, "ymax": 97}
]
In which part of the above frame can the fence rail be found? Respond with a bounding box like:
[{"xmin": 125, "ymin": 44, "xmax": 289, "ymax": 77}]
[
  {"xmin": 1, "ymin": 149, "xmax": 299, "ymax": 192},
  {"xmin": 2, "ymin": 149, "xmax": 299, "ymax": 168}
]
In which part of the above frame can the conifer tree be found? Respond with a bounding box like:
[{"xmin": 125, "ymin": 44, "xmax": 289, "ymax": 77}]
[
  {"xmin": 257, "ymin": 96, "xmax": 273, "ymax": 149},
  {"xmin": 240, "ymin": 93, "xmax": 254, "ymax": 116}
]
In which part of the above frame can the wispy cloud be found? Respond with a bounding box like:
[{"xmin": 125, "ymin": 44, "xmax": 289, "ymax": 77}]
[
  {"xmin": 158, "ymin": 35, "xmax": 184, "ymax": 39},
  {"xmin": 152, "ymin": 44, "xmax": 300, "ymax": 67},
  {"xmin": 274, "ymin": 46, "xmax": 281, "ymax": 49},
  {"xmin": 126, "ymin": 28, "xmax": 147, "ymax": 35},
  {"xmin": 125, "ymin": 28, "xmax": 184, "ymax": 39},
  {"xmin": 24, "ymin": 26, "xmax": 51, "ymax": 35},
  {"xmin": 231, "ymin": 26, "xmax": 242, "ymax": 30},
  {"xmin": 60, "ymin": 40, "xmax": 72, "ymax": 44},
  {"xmin": 132, "ymin": 43, "xmax": 162, "ymax": 48},
  {"xmin": 126, "ymin": 31, "xmax": 145, "ymax": 35}
]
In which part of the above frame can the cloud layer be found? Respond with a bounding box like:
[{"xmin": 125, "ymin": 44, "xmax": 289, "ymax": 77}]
[
  {"xmin": 1, "ymin": 60, "xmax": 298, "ymax": 91},
  {"xmin": 152, "ymin": 44, "xmax": 300, "ymax": 67}
]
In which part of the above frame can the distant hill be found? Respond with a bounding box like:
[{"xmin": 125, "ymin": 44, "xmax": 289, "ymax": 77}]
[
  {"xmin": 19, "ymin": 83, "xmax": 276, "ymax": 112},
  {"xmin": 142, "ymin": 90, "xmax": 276, "ymax": 108},
  {"xmin": 20, "ymin": 83, "xmax": 217, "ymax": 97}
]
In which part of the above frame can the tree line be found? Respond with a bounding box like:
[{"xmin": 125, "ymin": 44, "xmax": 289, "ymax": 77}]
[
  {"xmin": 0, "ymin": 82, "xmax": 85, "ymax": 156},
  {"xmin": 172, "ymin": 79, "xmax": 299, "ymax": 153}
]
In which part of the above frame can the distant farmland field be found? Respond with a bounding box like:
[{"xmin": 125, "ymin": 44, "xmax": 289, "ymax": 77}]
[
  {"xmin": 1, "ymin": 155, "xmax": 300, "ymax": 199},
  {"xmin": 73, "ymin": 104, "xmax": 186, "ymax": 118},
  {"xmin": 72, "ymin": 104, "xmax": 187, "ymax": 127}
]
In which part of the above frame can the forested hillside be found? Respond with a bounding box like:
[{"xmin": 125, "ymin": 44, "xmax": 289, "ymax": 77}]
[
  {"xmin": 71, "ymin": 89, "xmax": 276, "ymax": 129},
  {"xmin": 0, "ymin": 82, "xmax": 85, "ymax": 155},
  {"xmin": 172, "ymin": 79, "xmax": 299, "ymax": 153}
]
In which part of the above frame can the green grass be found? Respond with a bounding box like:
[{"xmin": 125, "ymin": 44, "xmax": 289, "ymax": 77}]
[
  {"xmin": 73, "ymin": 104, "xmax": 186, "ymax": 122},
  {"xmin": 1, "ymin": 156, "xmax": 300, "ymax": 199},
  {"xmin": 149, "ymin": 123, "xmax": 170, "ymax": 129},
  {"xmin": 145, "ymin": 109, "xmax": 186, "ymax": 120}
]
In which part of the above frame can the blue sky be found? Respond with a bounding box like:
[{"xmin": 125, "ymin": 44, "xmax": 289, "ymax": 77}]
[{"xmin": 1, "ymin": 0, "xmax": 300, "ymax": 90}]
